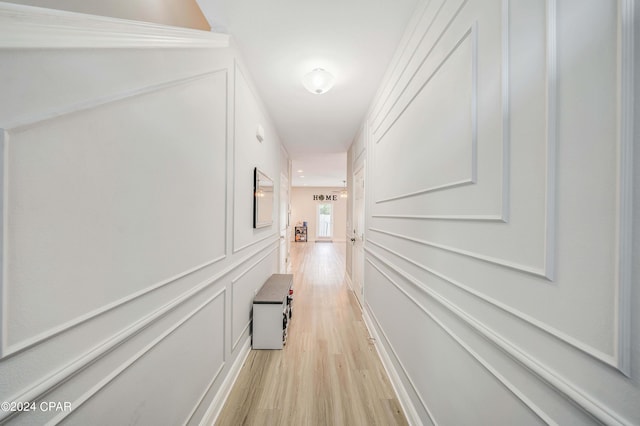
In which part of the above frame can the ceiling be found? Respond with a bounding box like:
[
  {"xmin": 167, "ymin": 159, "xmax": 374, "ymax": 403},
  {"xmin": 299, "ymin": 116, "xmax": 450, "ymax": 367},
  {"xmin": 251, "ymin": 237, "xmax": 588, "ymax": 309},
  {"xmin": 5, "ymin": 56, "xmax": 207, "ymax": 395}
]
[
  {"xmin": 196, "ymin": 0, "xmax": 419, "ymax": 186},
  {"xmin": 291, "ymin": 153, "xmax": 347, "ymax": 188}
]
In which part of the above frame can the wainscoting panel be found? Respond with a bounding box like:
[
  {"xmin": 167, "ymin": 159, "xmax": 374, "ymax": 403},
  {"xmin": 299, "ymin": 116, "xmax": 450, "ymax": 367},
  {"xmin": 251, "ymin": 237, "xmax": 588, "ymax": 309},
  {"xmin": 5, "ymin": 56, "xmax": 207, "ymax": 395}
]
[
  {"xmin": 2, "ymin": 70, "xmax": 228, "ymax": 355},
  {"xmin": 12, "ymin": 286, "xmax": 226, "ymax": 425},
  {"xmin": 0, "ymin": 4, "xmax": 282, "ymax": 425},
  {"xmin": 357, "ymin": 0, "xmax": 639, "ymax": 424},
  {"xmin": 371, "ymin": 0, "xmax": 506, "ymax": 224},
  {"xmin": 232, "ymin": 61, "xmax": 280, "ymax": 254},
  {"xmin": 230, "ymin": 245, "xmax": 279, "ymax": 351},
  {"xmin": 374, "ymin": 25, "xmax": 477, "ymax": 203}
]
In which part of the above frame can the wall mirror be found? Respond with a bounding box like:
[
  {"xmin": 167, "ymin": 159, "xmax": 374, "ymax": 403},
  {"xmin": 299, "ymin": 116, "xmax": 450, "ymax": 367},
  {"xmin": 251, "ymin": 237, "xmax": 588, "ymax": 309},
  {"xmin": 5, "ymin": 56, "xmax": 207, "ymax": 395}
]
[{"xmin": 253, "ymin": 167, "xmax": 274, "ymax": 228}]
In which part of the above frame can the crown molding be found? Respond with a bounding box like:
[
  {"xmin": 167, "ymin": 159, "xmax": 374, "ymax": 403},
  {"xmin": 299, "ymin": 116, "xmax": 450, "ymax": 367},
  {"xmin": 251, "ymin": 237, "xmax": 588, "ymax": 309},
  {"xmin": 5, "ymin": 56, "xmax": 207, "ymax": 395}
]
[{"xmin": 0, "ymin": 2, "xmax": 229, "ymax": 49}]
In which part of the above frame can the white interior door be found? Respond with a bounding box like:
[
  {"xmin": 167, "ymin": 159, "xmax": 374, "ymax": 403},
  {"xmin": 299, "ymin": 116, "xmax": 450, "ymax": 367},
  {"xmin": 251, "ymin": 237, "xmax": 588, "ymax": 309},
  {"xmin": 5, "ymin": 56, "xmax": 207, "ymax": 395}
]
[
  {"xmin": 351, "ymin": 163, "xmax": 365, "ymax": 306},
  {"xmin": 316, "ymin": 202, "xmax": 333, "ymax": 240},
  {"xmin": 279, "ymin": 173, "xmax": 290, "ymax": 273}
]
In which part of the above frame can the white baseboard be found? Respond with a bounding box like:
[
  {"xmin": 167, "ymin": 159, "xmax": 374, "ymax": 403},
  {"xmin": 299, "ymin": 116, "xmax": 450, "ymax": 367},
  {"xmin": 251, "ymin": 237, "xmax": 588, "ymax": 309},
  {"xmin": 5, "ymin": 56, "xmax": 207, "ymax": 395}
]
[
  {"xmin": 345, "ymin": 272, "xmax": 354, "ymax": 292},
  {"xmin": 361, "ymin": 306, "xmax": 422, "ymax": 426},
  {"xmin": 200, "ymin": 338, "xmax": 252, "ymax": 425}
]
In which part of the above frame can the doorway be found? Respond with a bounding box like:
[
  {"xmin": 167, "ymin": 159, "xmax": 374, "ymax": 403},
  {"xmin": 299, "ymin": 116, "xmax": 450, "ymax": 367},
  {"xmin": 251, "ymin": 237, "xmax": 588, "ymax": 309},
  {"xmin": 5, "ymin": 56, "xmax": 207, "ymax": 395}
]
[
  {"xmin": 316, "ymin": 203, "xmax": 333, "ymax": 241},
  {"xmin": 279, "ymin": 173, "xmax": 290, "ymax": 273},
  {"xmin": 351, "ymin": 163, "xmax": 365, "ymax": 305}
]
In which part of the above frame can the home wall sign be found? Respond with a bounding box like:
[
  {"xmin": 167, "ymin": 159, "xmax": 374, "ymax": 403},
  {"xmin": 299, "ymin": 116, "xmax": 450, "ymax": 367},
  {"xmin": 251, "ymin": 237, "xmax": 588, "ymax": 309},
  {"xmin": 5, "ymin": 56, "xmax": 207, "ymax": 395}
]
[{"xmin": 313, "ymin": 194, "xmax": 338, "ymax": 201}]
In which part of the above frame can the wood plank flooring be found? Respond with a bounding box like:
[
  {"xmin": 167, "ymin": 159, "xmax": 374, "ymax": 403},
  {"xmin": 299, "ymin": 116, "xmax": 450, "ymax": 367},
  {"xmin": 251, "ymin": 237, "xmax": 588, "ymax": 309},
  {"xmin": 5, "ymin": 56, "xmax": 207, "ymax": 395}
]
[{"xmin": 215, "ymin": 242, "xmax": 407, "ymax": 426}]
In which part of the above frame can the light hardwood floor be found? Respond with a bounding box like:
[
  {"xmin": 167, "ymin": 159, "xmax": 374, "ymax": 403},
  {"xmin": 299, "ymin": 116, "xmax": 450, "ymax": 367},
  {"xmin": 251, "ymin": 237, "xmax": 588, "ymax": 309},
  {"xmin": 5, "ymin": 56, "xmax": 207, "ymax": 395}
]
[{"xmin": 215, "ymin": 242, "xmax": 408, "ymax": 426}]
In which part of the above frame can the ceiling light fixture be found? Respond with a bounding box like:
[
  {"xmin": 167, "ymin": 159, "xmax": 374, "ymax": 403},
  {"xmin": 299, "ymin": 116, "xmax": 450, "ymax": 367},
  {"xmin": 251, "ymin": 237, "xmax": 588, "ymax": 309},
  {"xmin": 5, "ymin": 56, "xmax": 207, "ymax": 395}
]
[
  {"xmin": 340, "ymin": 180, "xmax": 348, "ymax": 198},
  {"xmin": 302, "ymin": 68, "xmax": 335, "ymax": 94}
]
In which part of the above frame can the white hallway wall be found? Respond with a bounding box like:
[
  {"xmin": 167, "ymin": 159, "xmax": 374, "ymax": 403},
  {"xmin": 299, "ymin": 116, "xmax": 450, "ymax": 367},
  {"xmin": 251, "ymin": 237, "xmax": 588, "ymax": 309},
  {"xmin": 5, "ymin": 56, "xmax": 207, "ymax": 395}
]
[
  {"xmin": 290, "ymin": 187, "xmax": 347, "ymax": 242},
  {"xmin": 0, "ymin": 3, "xmax": 283, "ymax": 424},
  {"xmin": 354, "ymin": 0, "xmax": 640, "ymax": 425}
]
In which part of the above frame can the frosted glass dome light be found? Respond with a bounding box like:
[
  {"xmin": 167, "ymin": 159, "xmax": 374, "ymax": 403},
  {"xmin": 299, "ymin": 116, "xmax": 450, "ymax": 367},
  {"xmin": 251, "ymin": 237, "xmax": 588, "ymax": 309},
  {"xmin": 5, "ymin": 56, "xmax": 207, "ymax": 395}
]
[{"xmin": 302, "ymin": 68, "xmax": 335, "ymax": 94}]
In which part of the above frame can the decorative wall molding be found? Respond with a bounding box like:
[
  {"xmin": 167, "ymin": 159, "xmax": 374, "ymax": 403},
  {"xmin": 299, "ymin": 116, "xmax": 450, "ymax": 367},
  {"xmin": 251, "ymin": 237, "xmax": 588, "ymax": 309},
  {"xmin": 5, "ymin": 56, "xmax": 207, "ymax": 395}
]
[
  {"xmin": 368, "ymin": 0, "xmax": 433, "ymax": 127},
  {"xmin": 1, "ymin": 70, "xmax": 227, "ymax": 132},
  {"xmin": 615, "ymin": 0, "xmax": 635, "ymax": 377},
  {"xmin": 0, "ymin": 131, "xmax": 6, "ymax": 357},
  {"xmin": 0, "ymin": 69, "xmax": 229, "ymax": 357},
  {"xmin": 51, "ymin": 288, "xmax": 226, "ymax": 425},
  {"xmin": 373, "ymin": 24, "xmax": 478, "ymax": 205},
  {"xmin": 232, "ymin": 232, "xmax": 279, "ymax": 255},
  {"xmin": 230, "ymin": 244, "xmax": 278, "ymax": 351},
  {"xmin": 370, "ymin": 2, "xmax": 511, "ymax": 224},
  {"xmin": 366, "ymin": 239, "xmax": 617, "ymax": 368},
  {"xmin": 375, "ymin": 179, "xmax": 475, "ymax": 205},
  {"xmin": 362, "ymin": 0, "xmax": 636, "ymax": 422},
  {"xmin": 1, "ymin": 238, "xmax": 274, "ymax": 407},
  {"xmin": 0, "ymin": 285, "xmax": 226, "ymax": 424},
  {"xmin": 500, "ymin": 0, "xmax": 511, "ymax": 224},
  {"xmin": 542, "ymin": 0, "xmax": 558, "ymax": 281},
  {"xmin": 367, "ymin": 2, "xmax": 552, "ymax": 273},
  {"xmin": 363, "ymin": 301, "xmax": 438, "ymax": 426},
  {"xmin": 371, "ymin": 213, "xmax": 505, "ymax": 222},
  {"xmin": 0, "ymin": 2, "xmax": 229, "ymax": 49},
  {"xmin": 369, "ymin": 227, "xmax": 548, "ymax": 278},
  {"xmin": 365, "ymin": 258, "xmax": 554, "ymax": 425},
  {"xmin": 184, "ymin": 289, "xmax": 230, "ymax": 425},
  {"xmin": 231, "ymin": 60, "xmax": 280, "ymax": 254},
  {"xmin": 0, "ymin": 250, "xmax": 226, "ymax": 358},
  {"xmin": 202, "ymin": 338, "xmax": 252, "ymax": 425},
  {"xmin": 371, "ymin": 0, "xmax": 466, "ymax": 135},
  {"xmin": 365, "ymin": 251, "xmax": 630, "ymax": 426}
]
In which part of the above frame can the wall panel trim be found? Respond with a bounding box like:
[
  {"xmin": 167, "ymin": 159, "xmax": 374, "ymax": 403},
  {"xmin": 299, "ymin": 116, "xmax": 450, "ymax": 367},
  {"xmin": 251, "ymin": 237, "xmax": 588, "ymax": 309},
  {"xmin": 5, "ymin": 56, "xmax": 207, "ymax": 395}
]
[
  {"xmin": 369, "ymin": 227, "xmax": 548, "ymax": 278},
  {"xmin": 1, "ymin": 287, "xmax": 226, "ymax": 424},
  {"xmin": 1, "ymin": 69, "xmax": 227, "ymax": 132},
  {"xmin": 543, "ymin": 0, "xmax": 558, "ymax": 281},
  {"xmin": 0, "ymin": 240, "xmax": 279, "ymax": 420},
  {"xmin": 369, "ymin": 0, "xmax": 434, "ymax": 127},
  {"xmin": 0, "ymin": 69, "xmax": 229, "ymax": 357},
  {"xmin": 1, "ymin": 253, "xmax": 227, "ymax": 359},
  {"xmin": 230, "ymin": 244, "xmax": 278, "ymax": 351},
  {"xmin": 372, "ymin": 0, "xmax": 469, "ymax": 137},
  {"xmin": 372, "ymin": 1, "xmax": 511, "ymax": 224},
  {"xmin": 372, "ymin": 213, "xmax": 505, "ymax": 222},
  {"xmin": 500, "ymin": 0, "xmax": 511, "ymax": 223},
  {"xmin": 373, "ymin": 24, "xmax": 478, "ymax": 204},
  {"xmin": 201, "ymin": 338, "xmax": 252, "ymax": 425},
  {"xmin": 366, "ymin": 250, "xmax": 630, "ymax": 426},
  {"xmin": 184, "ymin": 289, "xmax": 229, "ymax": 425},
  {"xmin": 232, "ymin": 233, "xmax": 279, "ymax": 254},
  {"xmin": 52, "ymin": 288, "xmax": 225, "ymax": 425},
  {"xmin": 615, "ymin": 0, "xmax": 635, "ymax": 377},
  {"xmin": 366, "ymin": 258, "xmax": 554, "ymax": 425},
  {"xmin": 367, "ymin": 238, "xmax": 616, "ymax": 367},
  {"xmin": 0, "ymin": 2, "xmax": 229, "ymax": 49},
  {"xmin": 231, "ymin": 60, "xmax": 279, "ymax": 254},
  {"xmin": 0, "ymin": 130, "xmax": 6, "ymax": 356},
  {"xmin": 364, "ymin": 302, "xmax": 438, "ymax": 425}
]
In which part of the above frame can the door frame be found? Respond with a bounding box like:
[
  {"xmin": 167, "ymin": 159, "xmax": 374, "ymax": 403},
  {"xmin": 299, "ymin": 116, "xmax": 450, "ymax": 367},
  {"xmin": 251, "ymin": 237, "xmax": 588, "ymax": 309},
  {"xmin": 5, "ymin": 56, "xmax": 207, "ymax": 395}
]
[
  {"xmin": 279, "ymin": 172, "xmax": 290, "ymax": 273},
  {"xmin": 351, "ymin": 161, "xmax": 365, "ymax": 306},
  {"xmin": 316, "ymin": 201, "xmax": 334, "ymax": 240}
]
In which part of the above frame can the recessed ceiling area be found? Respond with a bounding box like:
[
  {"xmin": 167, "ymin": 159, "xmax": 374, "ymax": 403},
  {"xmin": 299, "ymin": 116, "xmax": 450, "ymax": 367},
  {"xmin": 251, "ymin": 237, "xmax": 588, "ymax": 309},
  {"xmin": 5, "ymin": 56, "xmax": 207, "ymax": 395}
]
[
  {"xmin": 291, "ymin": 153, "xmax": 347, "ymax": 187},
  {"xmin": 196, "ymin": 0, "xmax": 418, "ymax": 183}
]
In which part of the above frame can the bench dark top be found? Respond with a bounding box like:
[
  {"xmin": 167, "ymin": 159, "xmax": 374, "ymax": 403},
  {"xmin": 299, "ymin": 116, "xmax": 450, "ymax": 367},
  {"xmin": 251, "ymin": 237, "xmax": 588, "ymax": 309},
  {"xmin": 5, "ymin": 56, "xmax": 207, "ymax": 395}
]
[{"xmin": 253, "ymin": 274, "xmax": 293, "ymax": 304}]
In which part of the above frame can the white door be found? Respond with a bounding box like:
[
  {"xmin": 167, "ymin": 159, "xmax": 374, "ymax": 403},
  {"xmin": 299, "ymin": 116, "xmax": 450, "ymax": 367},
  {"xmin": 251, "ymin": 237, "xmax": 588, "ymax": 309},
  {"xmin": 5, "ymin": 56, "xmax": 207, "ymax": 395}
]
[
  {"xmin": 351, "ymin": 163, "xmax": 365, "ymax": 306},
  {"xmin": 279, "ymin": 173, "xmax": 290, "ymax": 273},
  {"xmin": 316, "ymin": 202, "xmax": 333, "ymax": 240}
]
